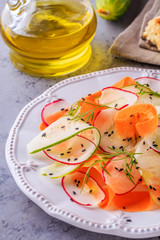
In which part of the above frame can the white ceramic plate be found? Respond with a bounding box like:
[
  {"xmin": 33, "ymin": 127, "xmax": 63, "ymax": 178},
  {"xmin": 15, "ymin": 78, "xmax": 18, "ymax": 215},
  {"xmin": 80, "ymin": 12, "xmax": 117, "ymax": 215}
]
[{"xmin": 5, "ymin": 67, "xmax": 160, "ymax": 239}]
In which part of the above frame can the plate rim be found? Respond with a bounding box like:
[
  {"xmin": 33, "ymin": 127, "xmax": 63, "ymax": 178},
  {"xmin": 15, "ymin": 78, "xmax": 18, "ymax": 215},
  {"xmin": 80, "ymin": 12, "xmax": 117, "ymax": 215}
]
[{"xmin": 5, "ymin": 67, "xmax": 160, "ymax": 239}]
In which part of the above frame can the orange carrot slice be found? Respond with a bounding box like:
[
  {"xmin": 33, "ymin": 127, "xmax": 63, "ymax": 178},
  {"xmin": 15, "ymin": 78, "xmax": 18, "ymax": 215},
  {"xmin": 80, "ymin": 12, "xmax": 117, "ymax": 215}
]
[
  {"xmin": 114, "ymin": 104, "xmax": 158, "ymax": 139},
  {"xmin": 111, "ymin": 190, "xmax": 151, "ymax": 212},
  {"xmin": 113, "ymin": 76, "xmax": 136, "ymax": 88}
]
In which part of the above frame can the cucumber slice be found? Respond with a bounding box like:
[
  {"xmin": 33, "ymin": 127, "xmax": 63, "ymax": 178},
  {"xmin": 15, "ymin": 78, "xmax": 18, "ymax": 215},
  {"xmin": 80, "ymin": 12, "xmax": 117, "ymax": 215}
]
[
  {"xmin": 145, "ymin": 127, "xmax": 160, "ymax": 153},
  {"xmin": 39, "ymin": 161, "xmax": 78, "ymax": 179},
  {"xmin": 27, "ymin": 116, "xmax": 100, "ymax": 155},
  {"xmin": 99, "ymin": 87, "xmax": 138, "ymax": 109},
  {"xmin": 94, "ymin": 109, "xmax": 135, "ymax": 152},
  {"xmin": 135, "ymin": 139, "xmax": 160, "ymax": 206},
  {"xmin": 62, "ymin": 171, "xmax": 105, "ymax": 206},
  {"xmin": 135, "ymin": 77, "xmax": 160, "ymax": 93}
]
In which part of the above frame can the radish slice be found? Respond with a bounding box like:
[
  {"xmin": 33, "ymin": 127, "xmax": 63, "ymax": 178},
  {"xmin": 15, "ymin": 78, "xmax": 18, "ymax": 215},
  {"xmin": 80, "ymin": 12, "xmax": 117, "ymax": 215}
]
[
  {"xmin": 39, "ymin": 161, "xmax": 78, "ymax": 179},
  {"xmin": 43, "ymin": 135, "xmax": 97, "ymax": 165},
  {"xmin": 135, "ymin": 139, "xmax": 160, "ymax": 206},
  {"xmin": 41, "ymin": 99, "xmax": 71, "ymax": 126},
  {"xmin": 145, "ymin": 127, "xmax": 160, "ymax": 153},
  {"xmin": 102, "ymin": 156, "xmax": 141, "ymax": 195},
  {"xmin": 123, "ymin": 84, "xmax": 160, "ymax": 106},
  {"xmin": 135, "ymin": 77, "xmax": 160, "ymax": 93},
  {"xmin": 27, "ymin": 116, "xmax": 100, "ymax": 155},
  {"xmin": 99, "ymin": 87, "xmax": 138, "ymax": 109},
  {"xmin": 62, "ymin": 171, "xmax": 105, "ymax": 206},
  {"xmin": 94, "ymin": 109, "xmax": 135, "ymax": 152}
]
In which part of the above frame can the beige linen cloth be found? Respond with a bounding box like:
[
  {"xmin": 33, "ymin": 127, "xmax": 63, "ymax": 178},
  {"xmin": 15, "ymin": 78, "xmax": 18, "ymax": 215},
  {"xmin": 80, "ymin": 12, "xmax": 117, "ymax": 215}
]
[{"xmin": 109, "ymin": 0, "xmax": 160, "ymax": 66}]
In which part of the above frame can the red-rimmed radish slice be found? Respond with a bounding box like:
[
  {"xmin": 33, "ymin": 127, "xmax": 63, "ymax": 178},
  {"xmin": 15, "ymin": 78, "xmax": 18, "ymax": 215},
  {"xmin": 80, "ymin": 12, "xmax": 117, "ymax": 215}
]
[
  {"xmin": 122, "ymin": 83, "xmax": 160, "ymax": 106},
  {"xmin": 135, "ymin": 77, "xmax": 160, "ymax": 93},
  {"xmin": 43, "ymin": 135, "xmax": 97, "ymax": 165},
  {"xmin": 41, "ymin": 99, "xmax": 71, "ymax": 126},
  {"xmin": 135, "ymin": 139, "xmax": 160, "ymax": 206},
  {"xmin": 62, "ymin": 171, "xmax": 105, "ymax": 206},
  {"xmin": 145, "ymin": 127, "xmax": 160, "ymax": 153},
  {"xmin": 27, "ymin": 116, "xmax": 100, "ymax": 155},
  {"xmin": 39, "ymin": 161, "xmax": 79, "ymax": 179},
  {"xmin": 98, "ymin": 87, "xmax": 138, "ymax": 109},
  {"xmin": 102, "ymin": 156, "xmax": 141, "ymax": 195},
  {"xmin": 93, "ymin": 109, "xmax": 135, "ymax": 152}
]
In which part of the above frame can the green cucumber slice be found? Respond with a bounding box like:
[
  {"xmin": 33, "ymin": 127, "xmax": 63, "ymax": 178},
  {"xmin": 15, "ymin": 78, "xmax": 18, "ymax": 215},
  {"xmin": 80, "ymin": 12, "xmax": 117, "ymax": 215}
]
[
  {"xmin": 135, "ymin": 139, "xmax": 160, "ymax": 206},
  {"xmin": 27, "ymin": 116, "xmax": 101, "ymax": 154},
  {"xmin": 39, "ymin": 161, "xmax": 79, "ymax": 179}
]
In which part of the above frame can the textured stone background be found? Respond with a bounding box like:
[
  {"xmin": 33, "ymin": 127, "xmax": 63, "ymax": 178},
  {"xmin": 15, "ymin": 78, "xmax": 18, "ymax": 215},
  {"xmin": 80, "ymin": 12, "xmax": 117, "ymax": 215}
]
[{"xmin": 0, "ymin": 0, "xmax": 160, "ymax": 239}]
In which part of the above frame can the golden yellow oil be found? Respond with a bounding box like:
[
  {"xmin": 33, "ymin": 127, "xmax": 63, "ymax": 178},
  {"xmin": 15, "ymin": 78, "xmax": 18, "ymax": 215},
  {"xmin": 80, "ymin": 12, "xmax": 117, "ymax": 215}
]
[{"xmin": 0, "ymin": 0, "xmax": 97, "ymax": 76}]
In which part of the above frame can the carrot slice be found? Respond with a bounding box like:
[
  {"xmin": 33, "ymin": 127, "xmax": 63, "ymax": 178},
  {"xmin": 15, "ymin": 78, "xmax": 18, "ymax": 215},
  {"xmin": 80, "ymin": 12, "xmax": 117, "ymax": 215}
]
[
  {"xmin": 80, "ymin": 96, "xmax": 107, "ymax": 124},
  {"xmin": 114, "ymin": 104, "xmax": 158, "ymax": 139},
  {"xmin": 113, "ymin": 76, "xmax": 136, "ymax": 88},
  {"xmin": 111, "ymin": 190, "xmax": 151, "ymax": 212},
  {"xmin": 39, "ymin": 121, "xmax": 47, "ymax": 131}
]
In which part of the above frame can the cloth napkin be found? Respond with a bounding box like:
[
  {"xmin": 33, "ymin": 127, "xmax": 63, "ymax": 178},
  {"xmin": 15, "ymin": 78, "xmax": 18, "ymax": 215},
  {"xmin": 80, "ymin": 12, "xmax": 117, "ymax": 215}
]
[
  {"xmin": 109, "ymin": 0, "xmax": 160, "ymax": 66},
  {"xmin": 139, "ymin": 0, "xmax": 160, "ymax": 52}
]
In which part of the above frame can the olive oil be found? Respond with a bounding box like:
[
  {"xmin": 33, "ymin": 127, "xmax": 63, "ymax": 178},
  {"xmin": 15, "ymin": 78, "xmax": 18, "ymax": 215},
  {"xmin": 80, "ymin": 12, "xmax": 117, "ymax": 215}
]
[{"xmin": 0, "ymin": 0, "xmax": 97, "ymax": 76}]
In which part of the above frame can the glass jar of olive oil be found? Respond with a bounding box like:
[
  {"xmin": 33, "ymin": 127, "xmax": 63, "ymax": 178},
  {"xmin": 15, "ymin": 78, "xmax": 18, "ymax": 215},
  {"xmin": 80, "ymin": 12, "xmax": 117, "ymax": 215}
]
[{"xmin": 0, "ymin": 0, "xmax": 97, "ymax": 77}]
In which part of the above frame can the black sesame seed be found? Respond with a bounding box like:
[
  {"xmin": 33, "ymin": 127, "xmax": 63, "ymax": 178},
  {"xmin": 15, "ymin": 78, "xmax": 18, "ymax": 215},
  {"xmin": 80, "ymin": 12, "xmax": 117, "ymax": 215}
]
[
  {"xmin": 81, "ymin": 144, "xmax": 84, "ymax": 147},
  {"xmin": 73, "ymin": 191, "xmax": 76, "ymax": 195},
  {"xmin": 119, "ymin": 168, "xmax": 124, "ymax": 172},
  {"xmin": 130, "ymin": 114, "xmax": 133, "ymax": 117},
  {"xmin": 65, "ymin": 109, "xmax": 68, "ymax": 112},
  {"xmin": 111, "ymin": 131, "xmax": 114, "ymax": 134},
  {"xmin": 47, "ymin": 149, "xmax": 51, "ymax": 151},
  {"xmin": 139, "ymin": 178, "xmax": 142, "ymax": 182},
  {"xmin": 61, "ymin": 108, "xmax": 65, "ymax": 111},
  {"xmin": 143, "ymin": 141, "xmax": 145, "ymax": 145},
  {"xmin": 67, "ymin": 118, "xmax": 71, "ymax": 120},
  {"xmin": 157, "ymin": 197, "xmax": 160, "ymax": 201},
  {"xmin": 115, "ymin": 167, "xmax": 118, "ymax": 170},
  {"xmin": 119, "ymin": 146, "xmax": 123, "ymax": 149},
  {"xmin": 136, "ymin": 167, "xmax": 139, "ymax": 169},
  {"xmin": 74, "ymin": 158, "xmax": 78, "ymax": 161},
  {"xmin": 67, "ymin": 151, "xmax": 71, "ymax": 154},
  {"xmin": 60, "ymin": 153, "xmax": 64, "ymax": 156},
  {"xmin": 112, "ymin": 146, "xmax": 115, "ymax": 150},
  {"xmin": 126, "ymin": 219, "xmax": 132, "ymax": 222},
  {"xmin": 139, "ymin": 136, "xmax": 141, "ymax": 138},
  {"xmin": 123, "ymin": 139, "xmax": 126, "ymax": 141},
  {"xmin": 86, "ymin": 122, "xmax": 89, "ymax": 124},
  {"xmin": 149, "ymin": 185, "xmax": 153, "ymax": 189},
  {"xmin": 108, "ymin": 134, "xmax": 111, "ymax": 137},
  {"xmin": 81, "ymin": 118, "xmax": 84, "ymax": 121},
  {"xmin": 68, "ymin": 147, "xmax": 72, "ymax": 150},
  {"xmin": 153, "ymin": 144, "xmax": 158, "ymax": 147},
  {"xmin": 104, "ymin": 131, "xmax": 108, "ymax": 134},
  {"xmin": 82, "ymin": 97, "xmax": 85, "ymax": 100},
  {"xmin": 89, "ymin": 189, "xmax": 93, "ymax": 193},
  {"xmin": 78, "ymin": 180, "xmax": 80, "ymax": 184},
  {"xmin": 82, "ymin": 149, "xmax": 86, "ymax": 152},
  {"xmin": 70, "ymin": 198, "xmax": 73, "ymax": 201},
  {"xmin": 123, "ymin": 206, "xmax": 126, "ymax": 209},
  {"xmin": 61, "ymin": 126, "xmax": 65, "ymax": 128},
  {"xmin": 146, "ymin": 84, "xmax": 149, "ymax": 87},
  {"xmin": 41, "ymin": 133, "xmax": 46, "ymax": 137},
  {"xmin": 149, "ymin": 96, "xmax": 152, "ymax": 100},
  {"xmin": 130, "ymin": 122, "xmax": 132, "ymax": 125},
  {"xmin": 74, "ymin": 179, "xmax": 77, "ymax": 182},
  {"xmin": 88, "ymin": 94, "xmax": 91, "ymax": 96},
  {"xmin": 149, "ymin": 93, "xmax": 153, "ymax": 96},
  {"xmin": 115, "ymin": 104, "xmax": 118, "ymax": 107},
  {"xmin": 75, "ymin": 127, "xmax": 79, "ymax": 130},
  {"xmin": 49, "ymin": 173, "xmax": 53, "ymax": 175},
  {"xmin": 153, "ymin": 187, "xmax": 157, "ymax": 191},
  {"xmin": 76, "ymin": 184, "xmax": 79, "ymax": 187},
  {"xmin": 135, "ymin": 85, "xmax": 137, "ymax": 88}
]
